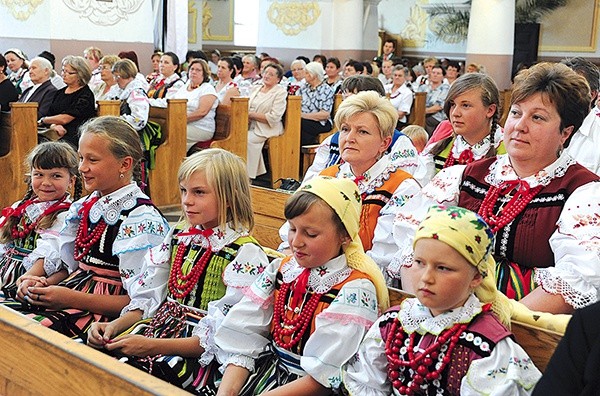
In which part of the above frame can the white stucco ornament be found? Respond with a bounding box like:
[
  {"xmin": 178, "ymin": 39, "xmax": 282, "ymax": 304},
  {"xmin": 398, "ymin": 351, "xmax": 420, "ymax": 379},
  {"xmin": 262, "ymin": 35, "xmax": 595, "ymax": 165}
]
[
  {"xmin": 267, "ymin": 0, "xmax": 321, "ymax": 36},
  {"xmin": 0, "ymin": 0, "xmax": 44, "ymax": 21},
  {"xmin": 62, "ymin": 0, "xmax": 144, "ymax": 26}
]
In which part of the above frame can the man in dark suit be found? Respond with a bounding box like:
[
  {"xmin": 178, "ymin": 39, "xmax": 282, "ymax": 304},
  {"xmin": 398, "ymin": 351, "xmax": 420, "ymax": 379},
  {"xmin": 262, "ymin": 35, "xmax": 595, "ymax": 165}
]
[{"xmin": 18, "ymin": 56, "xmax": 57, "ymax": 119}]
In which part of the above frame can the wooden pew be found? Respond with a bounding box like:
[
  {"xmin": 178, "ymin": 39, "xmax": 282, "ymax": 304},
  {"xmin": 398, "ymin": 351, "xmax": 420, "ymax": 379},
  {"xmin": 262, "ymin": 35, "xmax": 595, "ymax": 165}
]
[
  {"xmin": 210, "ymin": 97, "xmax": 249, "ymax": 162},
  {"xmin": 499, "ymin": 89, "xmax": 512, "ymax": 127},
  {"xmin": 407, "ymin": 91, "xmax": 426, "ymax": 127},
  {"xmin": 387, "ymin": 287, "xmax": 562, "ymax": 372},
  {"xmin": 0, "ymin": 305, "xmax": 187, "ymax": 396},
  {"xmin": 268, "ymin": 95, "xmax": 302, "ymax": 187},
  {"xmin": 96, "ymin": 100, "xmax": 121, "ymax": 116},
  {"xmin": 250, "ymin": 186, "xmax": 290, "ymax": 250},
  {"xmin": 0, "ymin": 103, "xmax": 39, "ymax": 209},
  {"xmin": 147, "ymin": 99, "xmax": 188, "ymax": 208}
]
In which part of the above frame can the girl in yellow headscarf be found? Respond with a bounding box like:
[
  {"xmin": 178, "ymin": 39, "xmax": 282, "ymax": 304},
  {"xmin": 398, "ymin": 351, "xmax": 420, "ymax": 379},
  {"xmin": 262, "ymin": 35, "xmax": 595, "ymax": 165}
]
[
  {"xmin": 215, "ymin": 176, "xmax": 389, "ymax": 396},
  {"xmin": 343, "ymin": 205, "xmax": 542, "ymax": 396}
]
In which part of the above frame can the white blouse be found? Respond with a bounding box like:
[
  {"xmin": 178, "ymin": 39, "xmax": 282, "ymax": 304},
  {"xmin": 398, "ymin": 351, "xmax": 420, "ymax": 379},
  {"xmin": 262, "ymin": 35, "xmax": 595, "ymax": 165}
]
[
  {"xmin": 343, "ymin": 294, "xmax": 541, "ymax": 396},
  {"xmin": 214, "ymin": 254, "xmax": 379, "ymax": 388},
  {"xmin": 388, "ymin": 153, "xmax": 600, "ymax": 309}
]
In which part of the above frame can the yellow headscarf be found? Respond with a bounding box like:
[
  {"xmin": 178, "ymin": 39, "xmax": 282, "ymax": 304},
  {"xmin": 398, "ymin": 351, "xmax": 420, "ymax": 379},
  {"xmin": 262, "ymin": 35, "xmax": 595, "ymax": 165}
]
[
  {"xmin": 297, "ymin": 176, "xmax": 390, "ymax": 311},
  {"xmin": 413, "ymin": 205, "xmax": 511, "ymax": 326}
]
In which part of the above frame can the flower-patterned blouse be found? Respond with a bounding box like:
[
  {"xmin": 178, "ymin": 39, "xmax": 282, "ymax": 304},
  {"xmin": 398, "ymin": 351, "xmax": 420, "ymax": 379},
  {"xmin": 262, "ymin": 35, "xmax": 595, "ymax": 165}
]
[{"xmin": 214, "ymin": 254, "xmax": 379, "ymax": 389}]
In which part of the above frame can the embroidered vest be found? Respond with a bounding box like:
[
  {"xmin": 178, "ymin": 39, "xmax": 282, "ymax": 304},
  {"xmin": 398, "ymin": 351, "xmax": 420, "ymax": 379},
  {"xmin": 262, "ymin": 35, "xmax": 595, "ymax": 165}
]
[
  {"xmin": 379, "ymin": 307, "xmax": 512, "ymax": 395},
  {"xmin": 320, "ymin": 164, "xmax": 412, "ymax": 251},
  {"xmin": 459, "ymin": 157, "xmax": 599, "ymax": 270}
]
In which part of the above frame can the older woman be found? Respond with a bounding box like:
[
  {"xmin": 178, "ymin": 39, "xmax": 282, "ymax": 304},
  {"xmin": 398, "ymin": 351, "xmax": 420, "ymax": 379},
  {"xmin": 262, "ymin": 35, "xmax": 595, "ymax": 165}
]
[
  {"xmin": 391, "ymin": 62, "xmax": 600, "ymax": 314},
  {"xmin": 83, "ymin": 46, "xmax": 103, "ymax": 89},
  {"xmin": 298, "ymin": 61, "xmax": 334, "ymax": 145},
  {"xmin": 153, "ymin": 59, "xmax": 217, "ymax": 150},
  {"xmin": 91, "ymin": 55, "xmax": 119, "ymax": 102},
  {"xmin": 246, "ymin": 63, "xmax": 287, "ymax": 179},
  {"xmin": 385, "ymin": 65, "xmax": 413, "ymax": 129},
  {"xmin": 287, "ymin": 58, "xmax": 306, "ymax": 94},
  {"xmin": 39, "ymin": 56, "xmax": 96, "ymax": 148},
  {"xmin": 4, "ymin": 48, "xmax": 29, "ymax": 95},
  {"xmin": 146, "ymin": 52, "xmax": 183, "ymax": 99},
  {"xmin": 420, "ymin": 72, "xmax": 505, "ymax": 181},
  {"xmin": 241, "ymin": 54, "xmax": 259, "ymax": 82},
  {"xmin": 108, "ymin": 59, "xmax": 149, "ymax": 131},
  {"xmin": 214, "ymin": 56, "xmax": 240, "ymax": 105},
  {"xmin": 18, "ymin": 57, "xmax": 58, "ymax": 118},
  {"xmin": 0, "ymin": 54, "xmax": 19, "ymax": 111}
]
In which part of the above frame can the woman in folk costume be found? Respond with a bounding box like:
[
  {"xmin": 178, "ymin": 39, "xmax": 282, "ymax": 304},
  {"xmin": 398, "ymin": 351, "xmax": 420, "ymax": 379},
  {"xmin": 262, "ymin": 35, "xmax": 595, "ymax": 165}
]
[
  {"xmin": 215, "ymin": 176, "xmax": 389, "ymax": 396},
  {"xmin": 343, "ymin": 206, "xmax": 541, "ymax": 395}
]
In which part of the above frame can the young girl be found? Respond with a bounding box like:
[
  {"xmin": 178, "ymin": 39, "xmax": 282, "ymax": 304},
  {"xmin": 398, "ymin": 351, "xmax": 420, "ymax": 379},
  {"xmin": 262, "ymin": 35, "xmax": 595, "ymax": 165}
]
[
  {"xmin": 421, "ymin": 73, "xmax": 505, "ymax": 180},
  {"xmin": 0, "ymin": 142, "xmax": 81, "ymax": 297},
  {"xmin": 12, "ymin": 116, "xmax": 169, "ymax": 340},
  {"xmin": 342, "ymin": 206, "xmax": 541, "ymax": 395},
  {"xmin": 87, "ymin": 148, "xmax": 269, "ymax": 393},
  {"xmin": 215, "ymin": 176, "xmax": 390, "ymax": 396}
]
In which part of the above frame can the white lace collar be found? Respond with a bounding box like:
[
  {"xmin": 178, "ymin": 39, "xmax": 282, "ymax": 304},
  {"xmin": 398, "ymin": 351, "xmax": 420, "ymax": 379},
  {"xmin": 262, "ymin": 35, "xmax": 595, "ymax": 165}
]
[
  {"xmin": 24, "ymin": 196, "xmax": 70, "ymax": 222},
  {"xmin": 281, "ymin": 255, "xmax": 352, "ymax": 294},
  {"xmin": 399, "ymin": 294, "xmax": 482, "ymax": 335},
  {"xmin": 175, "ymin": 222, "xmax": 248, "ymax": 252},
  {"xmin": 338, "ymin": 155, "xmax": 396, "ymax": 194},
  {"xmin": 452, "ymin": 124, "xmax": 504, "ymax": 158},
  {"xmin": 486, "ymin": 152, "xmax": 576, "ymax": 188},
  {"xmin": 86, "ymin": 183, "xmax": 143, "ymax": 225}
]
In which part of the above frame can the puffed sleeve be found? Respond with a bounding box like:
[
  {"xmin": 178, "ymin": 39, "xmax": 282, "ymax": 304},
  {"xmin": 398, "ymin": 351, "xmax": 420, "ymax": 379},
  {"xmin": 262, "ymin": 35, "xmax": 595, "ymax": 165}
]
[
  {"xmin": 120, "ymin": 228, "xmax": 175, "ymax": 317},
  {"xmin": 59, "ymin": 199, "xmax": 84, "ymax": 273},
  {"xmin": 24, "ymin": 211, "xmax": 70, "ymax": 276},
  {"xmin": 301, "ymin": 278, "xmax": 379, "ymax": 388},
  {"xmin": 460, "ymin": 337, "xmax": 541, "ymax": 395},
  {"xmin": 388, "ymin": 165, "xmax": 465, "ymax": 281},
  {"xmin": 214, "ymin": 257, "xmax": 281, "ymax": 371},
  {"xmin": 195, "ymin": 243, "xmax": 269, "ymax": 366},
  {"xmin": 535, "ymin": 181, "xmax": 600, "ymax": 309},
  {"xmin": 121, "ymin": 88, "xmax": 149, "ymax": 131},
  {"xmin": 342, "ymin": 314, "xmax": 394, "ymax": 396},
  {"xmin": 368, "ymin": 178, "xmax": 421, "ymax": 280},
  {"xmin": 264, "ymin": 86, "xmax": 287, "ymax": 129},
  {"xmin": 112, "ymin": 205, "xmax": 170, "ymax": 295}
]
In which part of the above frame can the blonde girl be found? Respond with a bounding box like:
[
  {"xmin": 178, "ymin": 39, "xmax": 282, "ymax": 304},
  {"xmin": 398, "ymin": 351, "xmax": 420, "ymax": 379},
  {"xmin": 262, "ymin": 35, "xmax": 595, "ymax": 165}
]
[
  {"xmin": 88, "ymin": 148, "xmax": 269, "ymax": 394},
  {"xmin": 0, "ymin": 142, "xmax": 81, "ymax": 297},
  {"xmin": 14, "ymin": 116, "xmax": 169, "ymax": 340},
  {"xmin": 216, "ymin": 176, "xmax": 389, "ymax": 396},
  {"xmin": 343, "ymin": 206, "xmax": 541, "ymax": 395}
]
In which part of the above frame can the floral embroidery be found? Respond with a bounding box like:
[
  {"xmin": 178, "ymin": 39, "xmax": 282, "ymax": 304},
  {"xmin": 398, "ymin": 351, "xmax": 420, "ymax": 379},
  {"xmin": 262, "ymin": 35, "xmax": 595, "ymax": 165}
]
[
  {"xmin": 122, "ymin": 225, "xmax": 133, "ymax": 237},
  {"xmin": 572, "ymin": 213, "xmax": 600, "ymax": 228},
  {"xmin": 121, "ymin": 268, "xmax": 136, "ymax": 279}
]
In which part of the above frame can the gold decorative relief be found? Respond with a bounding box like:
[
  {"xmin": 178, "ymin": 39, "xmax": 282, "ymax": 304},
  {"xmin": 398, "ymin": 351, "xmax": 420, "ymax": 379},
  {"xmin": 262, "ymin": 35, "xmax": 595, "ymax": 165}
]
[
  {"xmin": 0, "ymin": 0, "xmax": 44, "ymax": 21},
  {"xmin": 401, "ymin": 4, "xmax": 427, "ymax": 47},
  {"xmin": 267, "ymin": 1, "xmax": 321, "ymax": 36}
]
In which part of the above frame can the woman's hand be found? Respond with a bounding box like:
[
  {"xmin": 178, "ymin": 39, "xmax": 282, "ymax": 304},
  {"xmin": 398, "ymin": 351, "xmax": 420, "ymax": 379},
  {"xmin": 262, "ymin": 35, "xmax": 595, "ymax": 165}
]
[
  {"xmin": 104, "ymin": 334, "xmax": 155, "ymax": 357},
  {"xmin": 88, "ymin": 321, "xmax": 119, "ymax": 349},
  {"xmin": 24, "ymin": 285, "xmax": 73, "ymax": 310},
  {"xmin": 16, "ymin": 276, "xmax": 47, "ymax": 302},
  {"xmin": 51, "ymin": 124, "xmax": 67, "ymax": 137}
]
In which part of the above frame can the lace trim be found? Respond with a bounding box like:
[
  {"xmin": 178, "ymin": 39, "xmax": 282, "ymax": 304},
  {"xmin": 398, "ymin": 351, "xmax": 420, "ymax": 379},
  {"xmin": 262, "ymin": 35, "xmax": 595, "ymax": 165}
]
[
  {"xmin": 88, "ymin": 186, "xmax": 140, "ymax": 225},
  {"xmin": 399, "ymin": 294, "xmax": 482, "ymax": 335},
  {"xmin": 243, "ymin": 285, "xmax": 273, "ymax": 309},
  {"xmin": 486, "ymin": 153, "xmax": 576, "ymax": 188},
  {"xmin": 534, "ymin": 268, "xmax": 597, "ymax": 309},
  {"xmin": 318, "ymin": 311, "xmax": 375, "ymax": 329},
  {"xmin": 281, "ymin": 256, "xmax": 352, "ymax": 294},
  {"xmin": 197, "ymin": 318, "xmax": 217, "ymax": 366},
  {"xmin": 176, "ymin": 224, "xmax": 246, "ymax": 251},
  {"xmin": 225, "ymin": 354, "xmax": 255, "ymax": 372}
]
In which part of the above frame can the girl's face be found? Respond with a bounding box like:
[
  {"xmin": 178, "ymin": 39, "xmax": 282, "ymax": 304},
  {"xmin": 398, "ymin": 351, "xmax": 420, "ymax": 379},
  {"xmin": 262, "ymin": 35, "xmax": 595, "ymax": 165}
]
[
  {"xmin": 159, "ymin": 55, "xmax": 177, "ymax": 77},
  {"xmin": 5, "ymin": 52, "xmax": 24, "ymax": 72},
  {"xmin": 31, "ymin": 167, "xmax": 73, "ymax": 202},
  {"xmin": 288, "ymin": 201, "xmax": 346, "ymax": 268},
  {"xmin": 448, "ymin": 88, "xmax": 496, "ymax": 142},
  {"xmin": 78, "ymin": 133, "xmax": 131, "ymax": 196},
  {"xmin": 411, "ymin": 238, "xmax": 482, "ymax": 316},
  {"xmin": 180, "ymin": 170, "xmax": 219, "ymax": 229}
]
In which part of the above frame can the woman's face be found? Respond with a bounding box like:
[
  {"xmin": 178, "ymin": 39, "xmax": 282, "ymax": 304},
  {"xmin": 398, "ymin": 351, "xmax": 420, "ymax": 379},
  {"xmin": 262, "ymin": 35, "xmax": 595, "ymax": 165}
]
[
  {"xmin": 325, "ymin": 62, "xmax": 339, "ymax": 79},
  {"xmin": 5, "ymin": 52, "xmax": 24, "ymax": 72},
  {"xmin": 61, "ymin": 63, "xmax": 80, "ymax": 87},
  {"xmin": 448, "ymin": 88, "xmax": 496, "ymax": 142},
  {"xmin": 446, "ymin": 66, "xmax": 459, "ymax": 80},
  {"xmin": 84, "ymin": 52, "xmax": 99, "ymax": 70},
  {"xmin": 262, "ymin": 66, "xmax": 280, "ymax": 88},
  {"xmin": 339, "ymin": 112, "xmax": 391, "ymax": 173},
  {"xmin": 100, "ymin": 63, "xmax": 114, "ymax": 82},
  {"xmin": 151, "ymin": 55, "xmax": 160, "ymax": 72},
  {"xmin": 188, "ymin": 62, "xmax": 205, "ymax": 86},
  {"xmin": 392, "ymin": 69, "xmax": 405, "ymax": 87},
  {"xmin": 504, "ymin": 92, "xmax": 572, "ymax": 176},
  {"xmin": 429, "ymin": 67, "xmax": 444, "ymax": 84},
  {"xmin": 217, "ymin": 60, "xmax": 232, "ymax": 80},
  {"xmin": 159, "ymin": 55, "xmax": 177, "ymax": 77},
  {"xmin": 291, "ymin": 64, "xmax": 305, "ymax": 81},
  {"xmin": 242, "ymin": 57, "xmax": 256, "ymax": 74}
]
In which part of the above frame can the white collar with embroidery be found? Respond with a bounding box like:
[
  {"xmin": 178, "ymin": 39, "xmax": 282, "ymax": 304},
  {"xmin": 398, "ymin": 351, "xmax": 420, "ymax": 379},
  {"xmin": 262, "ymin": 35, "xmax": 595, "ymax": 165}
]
[
  {"xmin": 281, "ymin": 255, "xmax": 352, "ymax": 294},
  {"xmin": 25, "ymin": 197, "xmax": 69, "ymax": 222},
  {"xmin": 338, "ymin": 155, "xmax": 396, "ymax": 194},
  {"xmin": 486, "ymin": 152, "xmax": 576, "ymax": 188},
  {"xmin": 86, "ymin": 183, "xmax": 141, "ymax": 225},
  {"xmin": 453, "ymin": 124, "xmax": 503, "ymax": 158},
  {"xmin": 175, "ymin": 223, "xmax": 247, "ymax": 252},
  {"xmin": 399, "ymin": 294, "xmax": 482, "ymax": 335}
]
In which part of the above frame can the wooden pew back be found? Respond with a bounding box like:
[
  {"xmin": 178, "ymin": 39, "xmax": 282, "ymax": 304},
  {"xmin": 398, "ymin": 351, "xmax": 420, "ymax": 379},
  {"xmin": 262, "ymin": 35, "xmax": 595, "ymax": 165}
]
[
  {"xmin": 387, "ymin": 287, "xmax": 562, "ymax": 372},
  {"xmin": 499, "ymin": 89, "xmax": 512, "ymax": 127},
  {"xmin": 0, "ymin": 103, "xmax": 38, "ymax": 209},
  {"xmin": 268, "ymin": 95, "xmax": 302, "ymax": 186},
  {"xmin": 407, "ymin": 91, "xmax": 426, "ymax": 127},
  {"xmin": 210, "ymin": 97, "xmax": 249, "ymax": 161},
  {"xmin": 0, "ymin": 305, "xmax": 187, "ymax": 396},
  {"xmin": 250, "ymin": 186, "xmax": 290, "ymax": 250}
]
